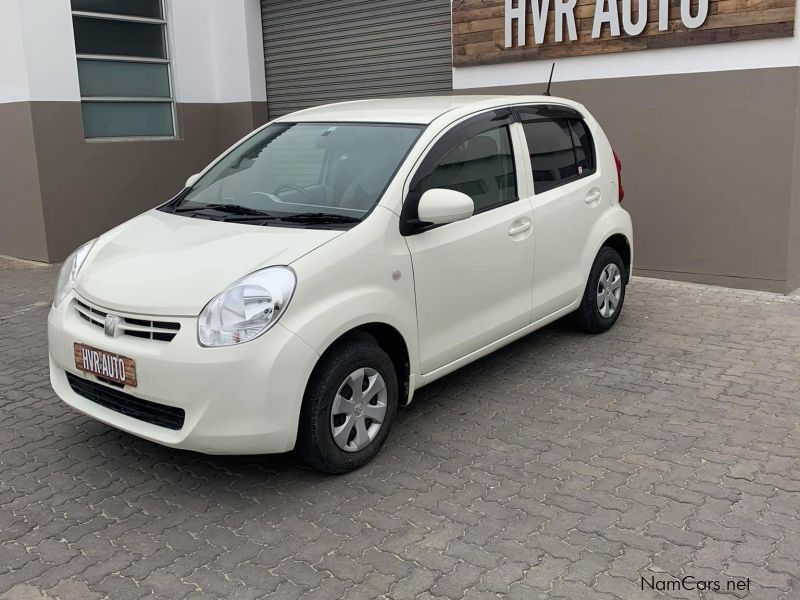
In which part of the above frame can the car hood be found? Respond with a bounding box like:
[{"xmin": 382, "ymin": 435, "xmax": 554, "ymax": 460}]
[{"xmin": 75, "ymin": 210, "xmax": 343, "ymax": 316}]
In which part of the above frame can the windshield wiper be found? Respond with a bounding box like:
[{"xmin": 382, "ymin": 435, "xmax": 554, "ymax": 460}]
[
  {"xmin": 171, "ymin": 207, "xmax": 362, "ymax": 227},
  {"xmin": 173, "ymin": 203, "xmax": 272, "ymax": 217},
  {"xmin": 277, "ymin": 213, "xmax": 362, "ymax": 225}
]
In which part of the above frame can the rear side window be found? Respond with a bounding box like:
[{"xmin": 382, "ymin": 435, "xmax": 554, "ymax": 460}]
[{"xmin": 520, "ymin": 116, "xmax": 596, "ymax": 194}]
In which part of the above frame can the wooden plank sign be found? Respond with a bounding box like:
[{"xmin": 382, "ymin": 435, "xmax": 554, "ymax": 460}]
[{"xmin": 452, "ymin": 0, "xmax": 796, "ymax": 67}]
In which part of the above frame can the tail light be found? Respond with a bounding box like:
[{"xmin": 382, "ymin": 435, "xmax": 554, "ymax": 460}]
[{"xmin": 613, "ymin": 151, "xmax": 624, "ymax": 203}]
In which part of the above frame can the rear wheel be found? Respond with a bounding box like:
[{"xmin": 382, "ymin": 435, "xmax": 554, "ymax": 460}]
[
  {"xmin": 576, "ymin": 246, "xmax": 627, "ymax": 334},
  {"xmin": 297, "ymin": 339, "xmax": 398, "ymax": 474}
]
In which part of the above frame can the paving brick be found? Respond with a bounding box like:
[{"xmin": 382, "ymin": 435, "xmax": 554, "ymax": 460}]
[
  {"xmin": 646, "ymin": 523, "xmax": 705, "ymax": 550},
  {"xmin": 430, "ymin": 562, "xmax": 482, "ymax": 598},
  {"xmin": 3, "ymin": 259, "xmax": 800, "ymax": 599},
  {"xmin": 564, "ymin": 551, "xmax": 612, "ymax": 586},
  {"xmin": 476, "ymin": 561, "xmax": 527, "ymax": 593},
  {"xmin": 388, "ymin": 568, "xmax": 438, "ymax": 600},
  {"xmin": 694, "ymin": 540, "xmax": 735, "ymax": 571},
  {"xmin": 521, "ymin": 555, "xmax": 570, "ymax": 589}
]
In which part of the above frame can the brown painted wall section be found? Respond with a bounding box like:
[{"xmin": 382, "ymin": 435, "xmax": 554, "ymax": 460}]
[
  {"xmin": 4, "ymin": 70, "xmax": 799, "ymax": 293},
  {"xmin": 0, "ymin": 100, "xmax": 266, "ymax": 263},
  {"xmin": 0, "ymin": 103, "xmax": 49, "ymax": 262},
  {"xmin": 788, "ymin": 68, "xmax": 800, "ymax": 292},
  {"xmin": 470, "ymin": 67, "xmax": 800, "ymax": 293}
]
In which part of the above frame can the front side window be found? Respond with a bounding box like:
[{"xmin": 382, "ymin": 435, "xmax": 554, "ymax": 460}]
[
  {"xmin": 163, "ymin": 122, "xmax": 423, "ymax": 226},
  {"xmin": 71, "ymin": 0, "xmax": 175, "ymax": 139},
  {"xmin": 420, "ymin": 126, "xmax": 518, "ymax": 214},
  {"xmin": 521, "ymin": 115, "xmax": 596, "ymax": 194}
]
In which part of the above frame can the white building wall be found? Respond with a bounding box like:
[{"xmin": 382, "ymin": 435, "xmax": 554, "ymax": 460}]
[
  {"xmin": 0, "ymin": 0, "xmax": 265, "ymax": 105},
  {"xmin": 0, "ymin": 0, "xmax": 30, "ymax": 103},
  {"xmin": 0, "ymin": 0, "xmax": 80, "ymax": 103},
  {"xmin": 453, "ymin": 1, "xmax": 800, "ymax": 89},
  {"xmin": 166, "ymin": 0, "xmax": 267, "ymax": 104},
  {"xmin": 242, "ymin": 0, "xmax": 268, "ymax": 104}
]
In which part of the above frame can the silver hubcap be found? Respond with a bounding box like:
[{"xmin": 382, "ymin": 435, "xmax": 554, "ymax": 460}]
[
  {"xmin": 596, "ymin": 263, "xmax": 623, "ymax": 319},
  {"xmin": 330, "ymin": 368, "xmax": 388, "ymax": 453}
]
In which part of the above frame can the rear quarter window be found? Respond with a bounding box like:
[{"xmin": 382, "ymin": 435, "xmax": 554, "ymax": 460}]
[
  {"xmin": 519, "ymin": 112, "xmax": 597, "ymax": 194},
  {"xmin": 569, "ymin": 119, "xmax": 596, "ymax": 176}
]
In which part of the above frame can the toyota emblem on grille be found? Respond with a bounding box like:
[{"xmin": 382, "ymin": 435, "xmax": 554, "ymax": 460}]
[{"xmin": 104, "ymin": 315, "xmax": 120, "ymax": 337}]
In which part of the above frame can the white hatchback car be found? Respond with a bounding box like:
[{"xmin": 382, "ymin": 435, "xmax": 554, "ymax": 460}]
[{"xmin": 48, "ymin": 96, "xmax": 632, "ymax": 473}]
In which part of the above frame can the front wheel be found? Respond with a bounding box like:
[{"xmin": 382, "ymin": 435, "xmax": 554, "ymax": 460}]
[
  {"xmin": 297, "ymin": 338, "xmax": 398, "ymax": 474},
  {"xmin": 576, "ymin": 246, "xmax": 627, "ymax": 334}
]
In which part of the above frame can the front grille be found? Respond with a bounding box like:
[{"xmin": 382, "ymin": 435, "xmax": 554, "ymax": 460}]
[
  {"xmin": 73, "ymin": 300, "xmax": 181, "ymax": 342},
  {"xmin": 67, "ymin": 372, "xmax": 185, "ymax": 430}
]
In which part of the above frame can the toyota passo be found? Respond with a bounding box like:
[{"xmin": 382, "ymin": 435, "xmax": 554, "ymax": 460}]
[{"xmin": 48, "ymin": 96, "xmax": 633, "ymax": 473}]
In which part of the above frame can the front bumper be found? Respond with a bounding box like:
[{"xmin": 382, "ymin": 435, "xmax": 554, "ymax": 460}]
[{"xmin": 47, "ymin": 293, "xmax": 319, "ymax": 455}]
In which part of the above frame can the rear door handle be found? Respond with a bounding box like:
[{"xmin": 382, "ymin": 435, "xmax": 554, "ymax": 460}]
[
  {"xmin": 585, "ymin": 189, "xmax": 602, "ymax": 204},
  {"xmin": 508, "ymin": 221, "xmax": 532, "ymax": 237}
]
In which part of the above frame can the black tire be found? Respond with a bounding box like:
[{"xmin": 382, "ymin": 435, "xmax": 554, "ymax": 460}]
[
  {"xmin": 297, "ymin": 338, "xmax": 398, "ymax": 474},
  {"xmin": 576, "ymin": 246, "xmax": 627, "ymax": 334}
]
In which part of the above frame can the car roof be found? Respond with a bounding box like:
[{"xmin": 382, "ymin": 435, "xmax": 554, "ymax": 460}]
[{"xmin": 276, "ymin": 95, "xmax": 583, "ymax": 125}]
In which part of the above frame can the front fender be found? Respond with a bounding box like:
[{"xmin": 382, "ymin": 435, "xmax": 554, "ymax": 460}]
[
  {"xmin": 283, "ymin": 286, "xmax": 419, "ymax": 373},
  {"xmin": 280, "ymin": 207, "xmax": 420, "ymax": 384}
]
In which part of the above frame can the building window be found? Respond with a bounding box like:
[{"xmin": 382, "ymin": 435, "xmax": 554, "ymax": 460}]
[{"xmin": 71, "ymin": 0, "xmax": 175, "ymax": 139}]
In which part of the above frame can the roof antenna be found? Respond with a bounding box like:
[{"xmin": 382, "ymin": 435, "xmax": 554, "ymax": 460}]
[{"xmin": 543, "ymin": 63, "xmax": 556, "ymax": 96}]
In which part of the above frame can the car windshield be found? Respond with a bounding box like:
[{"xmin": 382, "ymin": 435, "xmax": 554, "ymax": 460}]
[{"xmin": 163, "ymin": 122, "xmax": 424, "ymax": 226}]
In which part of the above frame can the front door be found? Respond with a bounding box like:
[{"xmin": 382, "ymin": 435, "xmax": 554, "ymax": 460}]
[{"xmin": 403, "ymin": 110, "xmax": 535, "ymax": 374}]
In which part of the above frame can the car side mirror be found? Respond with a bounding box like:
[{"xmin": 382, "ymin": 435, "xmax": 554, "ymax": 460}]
[
  {"xmin": 417, "ymin": 188, "xmax": 474, "ymax": 226},
  {"xmin": 185, "ymin": 173, "xmax": 201, "ymax": 189}
]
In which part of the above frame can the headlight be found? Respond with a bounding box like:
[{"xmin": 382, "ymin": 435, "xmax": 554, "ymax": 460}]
[
  {"xmin": 54, "ymin": 240, "xmax": 96, "ymax": 307},
  {"xmin": 198, "ymin": 266, "xmax": 296, "ymax": 347}
]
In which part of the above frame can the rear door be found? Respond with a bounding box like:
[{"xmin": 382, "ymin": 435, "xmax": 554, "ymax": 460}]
[
  {"xmin": 403, "ymin": 109, "xmax": 536, "ymax": 374},
  {"xmin": 516, "ymin": 106, "xmax": 604, "ymax": 321}
]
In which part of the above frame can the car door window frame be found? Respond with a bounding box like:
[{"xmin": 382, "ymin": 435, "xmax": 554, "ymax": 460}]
[
  {"xmin": 400, "ymin": 108, "xmax": 520, "ymax": 236},
  {"xmin": 513, "ymin": 105, "xmax": 597, "ymax": 195}
]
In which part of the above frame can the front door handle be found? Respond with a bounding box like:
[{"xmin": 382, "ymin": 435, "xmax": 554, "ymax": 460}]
[
  {"xmin": 585, "ymin": 189, "xmax": 602, "ymax": 204},
  {"xmin": 508, "ymin": 221, "xmax": 532, "ymax": 237}
]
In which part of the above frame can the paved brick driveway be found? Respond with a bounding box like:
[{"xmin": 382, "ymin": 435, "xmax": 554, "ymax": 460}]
[{"xmin": 2, "ymin": 255, "xmax": 800, "ymax": 600}]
